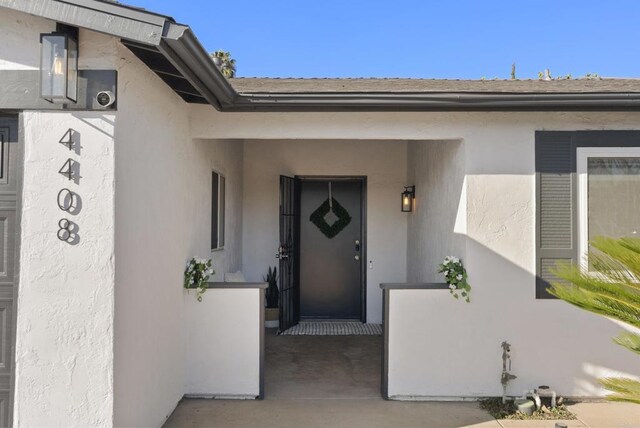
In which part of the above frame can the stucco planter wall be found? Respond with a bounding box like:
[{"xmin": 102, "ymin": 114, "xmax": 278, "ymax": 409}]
[{"xmin": 184, "ymin": 283, "xmax": 266, "ymax": 399}]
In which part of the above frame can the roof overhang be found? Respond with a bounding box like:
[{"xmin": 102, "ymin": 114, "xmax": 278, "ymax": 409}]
[
  {"xmin": 2, "ymin": 0, "xmax": 640, "ymax": 112},
  {"xmin": 225, "ymin": 92, "xmax": 640, "ymax": 112}
]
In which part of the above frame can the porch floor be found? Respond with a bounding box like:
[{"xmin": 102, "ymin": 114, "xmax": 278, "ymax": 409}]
[{"xmin": 163, "ymin": 329, "xmax": 640, "ymax": 427}]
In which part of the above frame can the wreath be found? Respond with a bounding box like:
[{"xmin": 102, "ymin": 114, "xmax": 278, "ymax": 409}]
[{"xmin": 309, "ymin": 197, "xmax": 352, "ymax": 239}]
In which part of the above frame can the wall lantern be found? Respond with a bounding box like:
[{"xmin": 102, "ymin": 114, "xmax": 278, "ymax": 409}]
[
  {"xmin": 40, "ymin": 25, "xmax": 79, "ymax": 104},
  {"xmin": 401, "ymin": 185, "xmax": 415, "ymax": 212}
]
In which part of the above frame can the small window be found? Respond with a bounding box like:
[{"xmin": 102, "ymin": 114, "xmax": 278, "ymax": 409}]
[
  {"xmin": 578, "ymin": 147, "xmax": 640, "ymax": 270},
  {"xmin": 211, "ymin": 171, "xmax": 225, "ymax": 250}
]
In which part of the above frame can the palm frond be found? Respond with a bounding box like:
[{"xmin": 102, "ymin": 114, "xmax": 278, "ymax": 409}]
[
  {"xmin": 600, "ymin": 378, "xmax": 640, "ymax": 404},
  {"xmin": 613, "ymin": 332, "xmax": 640, "ymax": 356},
  {"xmin": 550, "ymin": 237, "xmax": 640, "ymax": 404}
]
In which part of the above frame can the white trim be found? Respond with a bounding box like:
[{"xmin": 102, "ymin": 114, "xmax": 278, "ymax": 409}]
[{"xmin": 577, "ymin": 147, "xmax": 640, "ymax": 271}]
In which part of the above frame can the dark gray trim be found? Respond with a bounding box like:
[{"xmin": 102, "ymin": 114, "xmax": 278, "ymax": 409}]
[
  {"xmin": 224, "ymin": 92, "xmax": 640, "ymax": 113},
  {"xmin": 535, "ymin": 131, "xmax": 640, "ymax": 299},
  {"xmin": 0, "ymin": 70, "xmax": 118, "ymax": 111},
  {"xmin": 204, "ymin": 282, "xmax": 268, "ymax": 289},
  {"xmin": 381, "ymin": 288, "xmax": 389, "ymax": 400},
  {"xmin": 380, "ymin": 282, "xmax": 449, "ymax": 290},
  {"xmin": 0, "ymin": 0, "xmax": 167, "ymax": 45},
  {"xmin": 258, "ymin": 288, "xmax": 265, "ymax": 400},
  {"xmin": 6, "ymin": 114, "xmax": 22, "ymax": 427}
]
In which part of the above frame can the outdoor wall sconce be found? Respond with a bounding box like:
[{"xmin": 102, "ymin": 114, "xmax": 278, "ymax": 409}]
[
  {"xmin": 40, "ymin": 24, "xmax": 79, "ymax": 104},
  {"xmin": 401, "ymin": 186, "xmax": 415, "ymax": 212}
]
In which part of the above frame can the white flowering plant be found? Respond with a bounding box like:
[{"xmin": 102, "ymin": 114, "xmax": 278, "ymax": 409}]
[
  {"xmin": 184, "ymin": 258, "xmax": 214, "ymax": 302},
  {"xmin": 438, "ymin": 256, "xmax": 471, "ymax": 302}
]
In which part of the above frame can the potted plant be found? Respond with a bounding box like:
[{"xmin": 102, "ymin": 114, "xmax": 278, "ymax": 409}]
[
  {"xmin": 184, "ymin": 258, "xmax": 214, "ymax": 302},
  {"xmin": 264, "ymin": 266, "xmax": 279, "ymax": 328},
  {"xmin": 438, "ymin": 256, "xmax": 471, "ymax": 302}
]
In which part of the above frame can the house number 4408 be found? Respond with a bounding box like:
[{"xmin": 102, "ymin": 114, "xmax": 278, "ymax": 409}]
[{"xmin": 56, "ymin": 129, "xmax": 80, "ymax": 244}]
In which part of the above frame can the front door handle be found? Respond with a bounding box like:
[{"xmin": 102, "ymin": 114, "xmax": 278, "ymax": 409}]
[
  {"xmin": 276, "ymin": 245, "xmax": 289, "ymax": 259},
  {"xmin": 355, "ymin": 239, "xmax": 360, "ymax": 252}
]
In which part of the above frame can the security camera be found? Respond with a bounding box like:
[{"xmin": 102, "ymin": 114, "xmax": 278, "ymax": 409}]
[{"xmin": 96, "ymin": 90, "xmax": 116, "ymax": 108}]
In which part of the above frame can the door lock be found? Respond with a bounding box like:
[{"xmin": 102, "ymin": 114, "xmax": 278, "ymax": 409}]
[
  {"xmin": 276, "ymin": 245, "xmax": 289, "ymax": 259},
  {"xmin": 355, "ymin": 239, "xmax": 360, "ymax": 252},
  {"xmin": 354, "ymin": 255, "xmax": 360, "ymax": 261}
]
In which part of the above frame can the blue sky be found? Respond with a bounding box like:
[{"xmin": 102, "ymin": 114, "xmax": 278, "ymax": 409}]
[{"xmin": 129, "ymin": 1, "xmax": 640, "ymax": 79}]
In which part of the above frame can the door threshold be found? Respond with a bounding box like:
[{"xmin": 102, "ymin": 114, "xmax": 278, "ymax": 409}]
[{"xmin": 300, "ymin": 319, "xmax": 363, "ymax": 323}]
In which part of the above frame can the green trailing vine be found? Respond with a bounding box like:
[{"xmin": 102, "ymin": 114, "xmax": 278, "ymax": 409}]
[
  {"xmin": 309, "ymin": 197, "xmax": 352, "ymax": 239},
  {"xmin": 184, "ymin": 258, "xmax": 213, "ymax": 302}
]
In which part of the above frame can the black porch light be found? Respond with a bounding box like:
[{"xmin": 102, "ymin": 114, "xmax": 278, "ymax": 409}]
[
  {"xmin": 40, "ymin": 25, "xmax": 79, "ymax": 103},
  {"xmin": 401, "ymin": 185, "xmax": 415, "ymax": 212}
]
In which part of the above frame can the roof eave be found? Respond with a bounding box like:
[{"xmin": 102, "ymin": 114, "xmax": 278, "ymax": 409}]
[
  {"xmin": 0, "ymin": 0, "xmax": 168, "ymax": 45},
  {"xmin": 223, "ymin": 92, "xmax": 640, "ymax": 112}
]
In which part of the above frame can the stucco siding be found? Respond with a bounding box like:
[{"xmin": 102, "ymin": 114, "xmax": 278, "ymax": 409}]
[
  {"xmin": 17, "ymin": 110, "xmax": 116, "ymax": 426},
  {"xmin": 406, "ymin": 140, "xmax": 465, "ymax": 283},
  {"xmin": 195, "ymin": 109, "xmax": 640, "ymax": 397},
  {"xmin": 0, "ymin": 8, "xmax": 52, "ymax": 70},
  {"xmin": 112, "ymin": 42, "xmax": 244, "ymax": 426},
  {"xmin": 12, "ymin": 22, "xmax": 120, "ymax": 427}
]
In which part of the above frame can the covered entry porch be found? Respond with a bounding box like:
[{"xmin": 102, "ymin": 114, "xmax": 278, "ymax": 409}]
[
  {"xmin": 204, "ymin": 137, "xmax": 465, "ymax": 326},
  {"xmin": 182, "ymin": 137, "xmax": 465, "ymax": 401}
]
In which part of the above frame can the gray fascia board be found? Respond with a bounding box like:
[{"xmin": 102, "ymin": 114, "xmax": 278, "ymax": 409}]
[
  {"xmin": 223, "ymin": 92, "xmax": 640, "ymax": 112},
  {"xmin": 161, "ymin": 24, "xmax": 237, "ymax": 107},
  {"xmin": 61, "ymin": 0, "xmax": 172, "ymax": 25},
  {"xmin": 0, "ymin": 0, "xmax": 166, "ymax": 45}
]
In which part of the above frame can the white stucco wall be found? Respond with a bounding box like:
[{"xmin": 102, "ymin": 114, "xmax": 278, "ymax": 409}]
[
  {"xmin": 242, "ymin": 139, "xmax": 408, "ymax": 324},
  {"xmin": 112, "ymin": 48, "xmax": 244, "ymax": 427},
  {"xmin": 17, "ymin": 111, "xmax": 116, "ymax": 427},
  {"xmin": 198, "ymin": 139, "xmax": 244, "ymax": 281},
  {"xmin": 184, "ymin": 288, "xmax": 261, "ymax": 397},
  {"xmin": 192, "ymin": 107, "xmax": 640, "ymax": 397},
  {"xmin": 0, "ymin": 8, "xmax": 52, "ymax": 70},
  {"xmin": 6, "ymin": 12, "xmax": 119, "ymax": 426},
  {"xmin": 406, "ymin": 140, "xmax": 466, "ymax": 282}
]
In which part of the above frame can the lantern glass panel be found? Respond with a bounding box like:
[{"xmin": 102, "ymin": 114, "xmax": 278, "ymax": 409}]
[
  {"xmin": 66, "ymin": 36, "xmax": 78, "ymax": 102},
  {"xmin": 41, "ymin": 34, "xmax": 67, "ymax": 102},
  {"xmin": 401, "ymin": 190, "xmax": 413, "ymax": 212}
]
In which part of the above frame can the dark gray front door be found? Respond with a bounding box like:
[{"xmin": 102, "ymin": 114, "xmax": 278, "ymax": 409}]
[
  {"xmin": 300, "ymin": 179, "xmax": 363, "ymax": 320},
  {"xmin": 0, "ymin": 116, "xmax": 21, "ymax": 427}
]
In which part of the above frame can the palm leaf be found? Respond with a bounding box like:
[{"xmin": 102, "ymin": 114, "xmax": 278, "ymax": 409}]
[
  {"xmin": 549, "ymin": 237, "xmax": 640, "ymax": 404},
  {"xmin": 600, "ymin": 378, "xmax": 640, "ymax": 404},
  {"xmin": 613, "ymin": 332, "xmax": 640, "ymax": 356}
]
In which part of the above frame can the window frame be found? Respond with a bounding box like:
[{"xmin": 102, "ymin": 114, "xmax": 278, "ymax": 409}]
[
  {"xmin": 211, "ymin": 170, "xmax": 226, "ymax": 251},
  {"xmin": 577, "ymin": 146, "xmax": 640, "ymax": 272}
]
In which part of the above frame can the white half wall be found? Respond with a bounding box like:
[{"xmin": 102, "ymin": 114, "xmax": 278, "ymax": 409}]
[
  {"xmin": 242, "ymin": 139, "xmax": 407, "ymax": 324},
  {"xmin": 406, "ymin": 140, "xmax": 466, "ymax": 283},
  {"xmin": 184, "ymin": 288, "xmax": 261, "ymax": 398}
]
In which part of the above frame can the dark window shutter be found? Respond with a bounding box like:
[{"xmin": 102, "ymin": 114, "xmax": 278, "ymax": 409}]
[{"xmin": 535, "ymin": 133, "xmax": 576, "ymax": 299}]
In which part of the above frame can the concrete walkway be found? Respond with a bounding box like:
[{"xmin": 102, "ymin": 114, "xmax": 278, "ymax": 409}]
[
  {"xmin": 164, "ymin": 330, "xmax": 640, "ymax": 427},
  {"xmin": 164, "ymin": 398, "xmax": 640, "ymax": 428}
]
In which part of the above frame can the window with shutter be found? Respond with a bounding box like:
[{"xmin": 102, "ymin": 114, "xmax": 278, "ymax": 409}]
[{"xmin": 535, "ymin": 131, "xmax": 640, "ymax": 299}]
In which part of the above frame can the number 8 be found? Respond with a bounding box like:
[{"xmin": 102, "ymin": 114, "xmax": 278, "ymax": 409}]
[{"xmin": 57, "ymin": 218, "xmax": 73, "ymax": 242}]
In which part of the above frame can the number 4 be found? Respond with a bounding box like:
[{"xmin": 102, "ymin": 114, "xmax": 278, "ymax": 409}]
[{"xmin": 58, "ymin": 158, "xmax": 75, "ymax": 181}]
